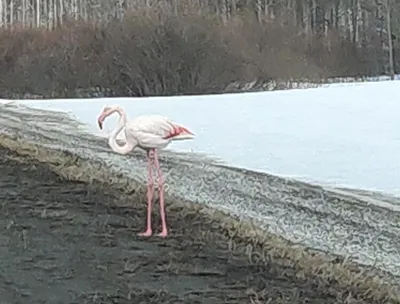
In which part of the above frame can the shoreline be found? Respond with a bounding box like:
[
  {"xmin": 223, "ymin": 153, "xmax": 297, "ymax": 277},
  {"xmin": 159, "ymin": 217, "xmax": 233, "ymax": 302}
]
[{"xmin": 1, "ymin": 133, "xmax": 400, "ymax": 303}]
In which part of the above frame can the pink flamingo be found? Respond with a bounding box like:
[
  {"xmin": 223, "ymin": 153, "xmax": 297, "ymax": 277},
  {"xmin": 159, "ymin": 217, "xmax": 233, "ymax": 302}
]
[{"xmin": 97, "ymin": 105, "xmax": 195, "ymax": 238}]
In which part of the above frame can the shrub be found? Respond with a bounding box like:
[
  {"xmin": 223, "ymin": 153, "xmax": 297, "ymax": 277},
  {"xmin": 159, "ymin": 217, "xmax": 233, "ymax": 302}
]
[{"xmin": 0, "ymin": 4, "xmax": 387, "ymax": 98}]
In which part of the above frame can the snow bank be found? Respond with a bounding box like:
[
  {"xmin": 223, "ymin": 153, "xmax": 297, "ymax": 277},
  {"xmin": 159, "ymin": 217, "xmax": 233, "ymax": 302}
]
[
  {"xmin": 10, "ymin": 79, "xmax": 400, "ymax": 196},
  {"xmin": 1, "ymin": 79, "xmax": 400, "ymax": 278}
]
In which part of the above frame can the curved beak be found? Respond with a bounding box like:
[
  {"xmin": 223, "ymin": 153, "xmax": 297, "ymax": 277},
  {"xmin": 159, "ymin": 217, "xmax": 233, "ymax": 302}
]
[{"xmin": 97, "ymin": 115, "xmax": 104, "ymax": 130}]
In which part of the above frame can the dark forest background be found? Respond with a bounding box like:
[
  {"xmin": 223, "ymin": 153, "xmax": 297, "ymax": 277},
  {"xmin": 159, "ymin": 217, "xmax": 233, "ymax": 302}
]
[{"xmin": 0, "ymin": 0, "xmax": 398, "ymax": 98}]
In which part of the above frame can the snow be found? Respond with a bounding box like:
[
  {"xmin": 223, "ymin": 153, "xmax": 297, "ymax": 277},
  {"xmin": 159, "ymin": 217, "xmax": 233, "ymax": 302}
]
[
  {"xmin": 2, "ymin": 79, "xmax": 400, "ymax": 278},
  {"xmin": 9, "ymin": 79, "xmax": 400, "ymax": 197}
]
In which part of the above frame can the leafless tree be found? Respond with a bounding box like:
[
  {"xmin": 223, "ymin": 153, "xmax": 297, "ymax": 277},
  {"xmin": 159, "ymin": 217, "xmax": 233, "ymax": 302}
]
[
  {"xmin": 386, "ymin": 0, "xmax": 395, "ymax": 79},
  {"xmin": 0, "ymin": 0, "xmax": 398, "ymax": 76}
]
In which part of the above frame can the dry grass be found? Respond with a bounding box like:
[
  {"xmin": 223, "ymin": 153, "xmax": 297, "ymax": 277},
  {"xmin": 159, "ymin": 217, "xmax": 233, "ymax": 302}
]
[
  {"xmin": 0, "ymin": 5, "xmax": 387, "ymax": 98},
  {"xmin": 1, "ymin": 132, "xmax": 400, "ymax": 303}
]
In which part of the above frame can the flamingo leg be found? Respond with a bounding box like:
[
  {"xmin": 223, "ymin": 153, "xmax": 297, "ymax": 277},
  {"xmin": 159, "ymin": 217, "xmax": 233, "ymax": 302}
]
[
  {"xmin": 152, "ymin": 150, "xmax": 168, "ymax": 237},
  {"xmin": 138, "ymin": 150, "xmax": 155, "ymax": 237}
]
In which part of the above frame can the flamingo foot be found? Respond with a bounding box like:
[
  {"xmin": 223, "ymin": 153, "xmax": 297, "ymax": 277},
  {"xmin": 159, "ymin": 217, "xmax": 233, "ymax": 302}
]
[
  {"xmin": 157, "ymin": 230, "xmax": 168, "ymax": 238},
  {"xmin": 138, "ymin": 229, "xmax": 153, "ymax": 237}
]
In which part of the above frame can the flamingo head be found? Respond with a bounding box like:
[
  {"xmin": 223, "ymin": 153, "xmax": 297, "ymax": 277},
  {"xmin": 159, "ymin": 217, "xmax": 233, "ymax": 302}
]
[{"xmin": 97, "ymin": 105, "xmax": 113, "ymax": 130}]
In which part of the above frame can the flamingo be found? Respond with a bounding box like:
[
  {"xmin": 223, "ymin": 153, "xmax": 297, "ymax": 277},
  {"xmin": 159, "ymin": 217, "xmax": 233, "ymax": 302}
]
[{"xmin": 97, "ymin": 105, "xmax": 195, "ymax": 238}]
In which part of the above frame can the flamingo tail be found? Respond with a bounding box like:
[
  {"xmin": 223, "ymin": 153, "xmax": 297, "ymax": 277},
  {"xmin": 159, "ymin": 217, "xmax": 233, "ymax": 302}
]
[{"xmin": 163, "ymin": 124, "xmax": 195, "ymax": 140}]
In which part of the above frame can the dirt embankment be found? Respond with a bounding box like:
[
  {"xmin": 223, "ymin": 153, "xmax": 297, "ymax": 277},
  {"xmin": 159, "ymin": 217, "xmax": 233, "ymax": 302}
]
[{"xmin": 1, "ymin": 134, "xmax": 400, "ymax": 303}]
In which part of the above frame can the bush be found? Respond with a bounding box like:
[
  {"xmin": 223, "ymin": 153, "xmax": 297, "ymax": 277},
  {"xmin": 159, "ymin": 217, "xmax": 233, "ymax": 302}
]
[{"xmin": 0, "ymin": 5, "xmax": 388, "ymax": 98}]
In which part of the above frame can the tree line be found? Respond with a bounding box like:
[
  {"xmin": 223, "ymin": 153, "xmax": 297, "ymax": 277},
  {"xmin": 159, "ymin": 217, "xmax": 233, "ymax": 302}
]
[{"xmin": 0, "ymin": 0, "xmax": 398, "ymax": 79}]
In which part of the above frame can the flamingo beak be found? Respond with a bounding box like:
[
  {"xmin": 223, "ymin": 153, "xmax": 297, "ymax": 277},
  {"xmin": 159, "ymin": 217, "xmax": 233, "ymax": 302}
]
[{"xmin": 97, "ymin": 115, "xmax": 104, "ymax": 130}]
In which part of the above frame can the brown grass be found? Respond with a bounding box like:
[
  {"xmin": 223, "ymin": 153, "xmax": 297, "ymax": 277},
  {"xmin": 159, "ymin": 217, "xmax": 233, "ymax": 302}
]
[
  {"xmin": 1, "ymin": 132, "xmax": 400, "ymax": 303},
  {"xmin": 0, "ymin": 5, "xmax": 388, "ymax": 98}
]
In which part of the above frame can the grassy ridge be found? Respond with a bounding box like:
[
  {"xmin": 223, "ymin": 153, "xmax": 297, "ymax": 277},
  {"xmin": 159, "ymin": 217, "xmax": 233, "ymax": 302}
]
[{"xmin": 1, "ymin": 132, "xmax": 400, "ymax": 303}]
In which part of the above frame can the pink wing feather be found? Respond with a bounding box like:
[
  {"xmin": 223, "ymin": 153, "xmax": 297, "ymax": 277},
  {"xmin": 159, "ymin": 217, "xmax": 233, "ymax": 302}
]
[{"xmin": 125, "ymin": 115, "xmax": 194, "ymax": 149}]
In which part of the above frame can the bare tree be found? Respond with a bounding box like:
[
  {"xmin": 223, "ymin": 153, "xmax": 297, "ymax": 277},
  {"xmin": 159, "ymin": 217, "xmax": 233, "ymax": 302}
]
[
  {"xmin": 0, "ymin": 0, "xmax": 397, "ymax": 78},
  {"xmin": 386, "ymin": 0, "xmax": 395, "ymax": 79}
]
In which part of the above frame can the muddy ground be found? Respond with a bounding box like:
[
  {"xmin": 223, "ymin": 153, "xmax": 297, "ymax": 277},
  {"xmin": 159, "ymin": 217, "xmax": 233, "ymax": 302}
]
[{"xmin": 0, "ymin": 148, "xmax": 392, "ymax": 304}]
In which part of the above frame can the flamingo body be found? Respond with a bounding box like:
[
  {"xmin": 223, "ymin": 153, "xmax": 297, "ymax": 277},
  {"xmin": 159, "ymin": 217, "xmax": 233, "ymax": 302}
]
[
  {"xmin": 125, "ymin": 115, "xmax": 194, "ymax": 150},
  {"xmin": 97, "ymin": 105, "xmax": 194, "ymax": 238}
]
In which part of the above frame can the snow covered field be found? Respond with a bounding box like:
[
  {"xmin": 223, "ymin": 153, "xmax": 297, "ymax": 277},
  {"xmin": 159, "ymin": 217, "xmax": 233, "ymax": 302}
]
[
  {"xmin": 12, "ymin": 79, "xmax": 400, "ymax": 197},
  {"xmin": 1, "ymin": 79, "xmax": 400, "ymax": 278}
]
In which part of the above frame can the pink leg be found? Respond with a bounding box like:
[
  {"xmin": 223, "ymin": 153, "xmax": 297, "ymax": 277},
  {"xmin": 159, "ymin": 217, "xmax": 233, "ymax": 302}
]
[
  {"xmin": 152, "ymin": 150, "xmax": 168, "ymax": 237},
  {"xmin": 138, "ymin": 151, "xmax": 155, "ymax": 237}
]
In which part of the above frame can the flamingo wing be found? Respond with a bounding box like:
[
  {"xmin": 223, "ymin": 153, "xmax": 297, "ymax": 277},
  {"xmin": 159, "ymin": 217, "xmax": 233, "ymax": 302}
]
[{"xmin": 126, "ymin": 115, "xmax": 194, "ymax": 149}]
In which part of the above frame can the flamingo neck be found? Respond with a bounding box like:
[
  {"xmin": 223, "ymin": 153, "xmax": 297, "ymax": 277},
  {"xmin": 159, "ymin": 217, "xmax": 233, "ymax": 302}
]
[{"xmin": 108, "ymin": 107, "xmax": 135, "ymax": 155}]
